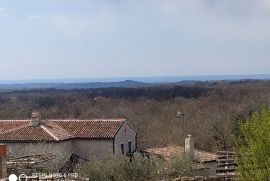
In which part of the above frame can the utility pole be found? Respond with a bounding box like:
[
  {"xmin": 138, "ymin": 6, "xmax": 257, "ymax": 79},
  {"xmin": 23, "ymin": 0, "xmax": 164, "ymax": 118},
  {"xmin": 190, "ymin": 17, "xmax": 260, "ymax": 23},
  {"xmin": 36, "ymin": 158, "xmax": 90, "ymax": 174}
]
[{"xmin": 176, "ymin": 111, "xmax": 186, "ymax": 138}]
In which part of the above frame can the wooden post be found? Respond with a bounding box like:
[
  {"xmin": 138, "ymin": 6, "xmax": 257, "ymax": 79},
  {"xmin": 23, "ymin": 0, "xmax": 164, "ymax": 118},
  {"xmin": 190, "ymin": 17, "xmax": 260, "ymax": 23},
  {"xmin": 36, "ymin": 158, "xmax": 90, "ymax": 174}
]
[{"xmin": 0, "ymin": 144, "xmax": 7, "ymax": 179}]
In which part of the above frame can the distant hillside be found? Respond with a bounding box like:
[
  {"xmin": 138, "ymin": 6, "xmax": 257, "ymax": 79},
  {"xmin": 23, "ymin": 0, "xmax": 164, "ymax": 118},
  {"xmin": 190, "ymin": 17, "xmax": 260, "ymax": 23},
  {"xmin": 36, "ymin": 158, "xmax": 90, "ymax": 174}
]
[
  {"xmin": 1, "ymin": 74, "xmax": 270, "ymax": 90},
  {"xmin": 0, "ymin": 80, "xmax": 152, "ymax": 90},
  {"xmin": 0, "ymin": 79, "xmax": 269, "ymax": 91}
]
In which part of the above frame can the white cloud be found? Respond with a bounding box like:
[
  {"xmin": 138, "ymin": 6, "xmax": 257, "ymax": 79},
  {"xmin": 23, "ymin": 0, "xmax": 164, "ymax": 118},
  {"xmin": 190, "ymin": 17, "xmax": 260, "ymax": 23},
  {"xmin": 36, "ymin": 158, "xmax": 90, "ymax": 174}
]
[
  {"xmin": 27, "ymin": 14, "xmax": 47, "ymax": 19},
  {"xmin": 1, "ymin": 0, "xmax": 270, "ymax": 79},
  {"xmin": 260, "ymin": 0, "xmax": 270, "ymax": 10},
  {"xmin": 0, "ymin": 7, "xmax": 7, "ymax": 17},
  {"xmin": 1, "ymin": 13, "xmax": 7, "ymax": 17},
  {"xmin": 49, "ymin": 11, "xmax": 121, "ymax": 40},
  {"xmin": 149, "ymin": 0, "xmax": 270, "ymax": 39}
]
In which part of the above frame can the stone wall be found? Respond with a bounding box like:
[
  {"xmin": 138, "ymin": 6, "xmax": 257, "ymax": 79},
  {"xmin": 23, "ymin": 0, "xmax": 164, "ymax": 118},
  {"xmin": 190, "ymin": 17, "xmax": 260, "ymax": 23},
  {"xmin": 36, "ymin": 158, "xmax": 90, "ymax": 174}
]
[
  {"xmin": 3, "ymin": 122, "xmax": 137, "ymax": 169},
  {"xmin": 72, "ymin": 140, "xmax": 113, "ymax": 159},
  {"xmin": 6, "ymin": 141, "xmax": 73, "ymax": 170},
  {"xmin": 114, "ymin": 122, "xmax": 137, "ymax": 155}
]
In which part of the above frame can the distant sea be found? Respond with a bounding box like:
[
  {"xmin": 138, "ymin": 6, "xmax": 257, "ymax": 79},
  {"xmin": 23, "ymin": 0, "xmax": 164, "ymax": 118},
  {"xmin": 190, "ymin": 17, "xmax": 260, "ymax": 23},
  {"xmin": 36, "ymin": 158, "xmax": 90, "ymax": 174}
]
[{"xmin": 0, "ymin": 74, "xmax": 270, "ymax": 84}]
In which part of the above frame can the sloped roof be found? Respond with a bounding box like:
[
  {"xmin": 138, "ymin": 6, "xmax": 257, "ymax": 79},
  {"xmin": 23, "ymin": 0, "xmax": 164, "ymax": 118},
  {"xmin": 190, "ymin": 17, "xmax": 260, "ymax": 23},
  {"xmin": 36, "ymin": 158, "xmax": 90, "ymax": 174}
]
[
  {"xmin": 0, "ymin": 126, "xmax": 56, "ymax": 141},
  {"xmin": 0, "ymin": 119, "xmax": 127, "ymax": 142},
  {"xmin": 145, "ymin": 145, "xmax": 217, "ymax": 163},
  {"xmin": 0, "ymin": 120, "xmax": 30, "ymax": 134},
  {"xmin": 52, "ymin": 120, "xmax": 125, "ymax": 139}
]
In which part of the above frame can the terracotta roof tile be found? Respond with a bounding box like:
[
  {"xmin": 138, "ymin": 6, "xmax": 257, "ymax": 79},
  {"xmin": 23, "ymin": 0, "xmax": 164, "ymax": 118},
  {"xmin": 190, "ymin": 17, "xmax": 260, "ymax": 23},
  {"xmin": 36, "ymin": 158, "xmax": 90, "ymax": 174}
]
[
  {"xmin": 41, "ymin": 122, "xmax": 73, "ymax": 141},
  {"xmin": 0, "ymin": 126, "xmax": 55, "ymax": 141},
  {"xmin": 145, "ymin": 145, "xmax": 217, "ymax": 163},
  {"xmin": 0, "ymin": 119, "xmax": 126, "ymax": 142},
  {"xmin": 0, "ymin": 120, "xmax": 30, "ymax": 134},
  {"xmin": 52, "ymin": 119, "xmax": 125, "ymax": 139}
]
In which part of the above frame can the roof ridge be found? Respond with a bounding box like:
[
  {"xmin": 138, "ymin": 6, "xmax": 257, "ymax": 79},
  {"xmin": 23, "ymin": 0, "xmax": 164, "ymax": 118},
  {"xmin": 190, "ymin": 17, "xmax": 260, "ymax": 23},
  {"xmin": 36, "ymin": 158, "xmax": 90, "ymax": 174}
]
[
  {"xmin": 46, "ymin": 122, "xmax": 74, "ymax": 136},
  {"xmin": 51, "ymin": 119, "xmax": 125, "ymax": 122},
  {"xmin": 40, "ymin": 125, "xmax": 60, "ymax": 141},
  {"xmin": 0, "ymin": 120, "xmax": 30, "ymax": 122},
  {"xmin": 0, "ymin": 119, "xmax": 126, "ymax": 122}
]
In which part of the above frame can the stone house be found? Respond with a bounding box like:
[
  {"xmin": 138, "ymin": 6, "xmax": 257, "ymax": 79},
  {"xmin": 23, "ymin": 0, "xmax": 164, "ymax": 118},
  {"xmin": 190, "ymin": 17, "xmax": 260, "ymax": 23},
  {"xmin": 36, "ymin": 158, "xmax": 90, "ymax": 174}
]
[
  {"xmin": 0, "ymin": 112, "xmax": 137, "ymax": 165},
  {"xmin": 145, "ymin": 135, "xmax": 218, "ymax": 176}
]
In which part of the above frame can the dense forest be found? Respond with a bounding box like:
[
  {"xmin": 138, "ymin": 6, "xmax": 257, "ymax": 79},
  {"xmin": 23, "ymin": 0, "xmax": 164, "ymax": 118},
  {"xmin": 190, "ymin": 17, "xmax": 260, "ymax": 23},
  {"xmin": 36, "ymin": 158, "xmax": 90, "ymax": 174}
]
[{"xmin": 0, "ymin": 80, "xmax": 270, "ymax": 152}]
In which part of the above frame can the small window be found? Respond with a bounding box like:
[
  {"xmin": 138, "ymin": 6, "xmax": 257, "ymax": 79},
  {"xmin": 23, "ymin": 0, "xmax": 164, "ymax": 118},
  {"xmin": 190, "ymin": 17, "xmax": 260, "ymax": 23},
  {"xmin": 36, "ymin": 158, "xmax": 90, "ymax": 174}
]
[
  {"xmin": 128, "ymin": 141, "xmax": 132, "ymax": 153},
  {"xmin": 121, "ymin": 144, "xmax": 125, "ymax": 155}
]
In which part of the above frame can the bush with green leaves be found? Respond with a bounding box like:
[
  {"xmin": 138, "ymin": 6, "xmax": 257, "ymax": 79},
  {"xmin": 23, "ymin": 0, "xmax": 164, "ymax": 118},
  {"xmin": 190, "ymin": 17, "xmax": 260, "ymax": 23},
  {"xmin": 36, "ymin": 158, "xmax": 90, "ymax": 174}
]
[
  {"xmin": 76, "ymin": 156, "xmax": 118, "ymax": 181},
  {"xmin": 120, "ymin": 153, "xmax": 164, "ymax": 180},
  {"xmin": 235, "ymin": 107, "xmax": 270, "ymax": 180},
  {"xmin": 77, "ymin": 154, "xmax": 165, "ymax": 181},
  {"xmin": 169, "ymin": 155, "xmax": 197, "ymax": 177}
]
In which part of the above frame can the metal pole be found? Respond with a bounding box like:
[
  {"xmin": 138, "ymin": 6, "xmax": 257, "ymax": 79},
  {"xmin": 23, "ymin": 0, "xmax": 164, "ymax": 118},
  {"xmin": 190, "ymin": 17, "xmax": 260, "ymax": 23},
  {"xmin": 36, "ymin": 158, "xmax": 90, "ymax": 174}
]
[
  {"xmin": 182, "ymin": 114, "xmax": 185, "ymax": 138},
  {"xmin": 177, "ymin": 111, "xmax": 186, "ymax": 140}
]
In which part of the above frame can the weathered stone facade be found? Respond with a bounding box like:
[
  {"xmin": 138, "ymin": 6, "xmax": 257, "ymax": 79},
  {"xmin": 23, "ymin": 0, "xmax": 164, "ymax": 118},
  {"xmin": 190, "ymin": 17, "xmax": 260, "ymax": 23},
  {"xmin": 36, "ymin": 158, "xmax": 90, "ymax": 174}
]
[
  {"xmin": 4, "ymin": 121, "xmax": 137, "ymax": 166},
  {"xmin": 114, "ymin": 122, "xmax": 137, "ymax": 155}
]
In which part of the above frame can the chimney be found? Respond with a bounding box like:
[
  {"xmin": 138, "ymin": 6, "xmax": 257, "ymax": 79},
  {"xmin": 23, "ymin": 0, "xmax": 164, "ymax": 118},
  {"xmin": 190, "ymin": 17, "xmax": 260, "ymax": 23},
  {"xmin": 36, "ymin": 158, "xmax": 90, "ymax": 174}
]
[
  {"xmin": 31, "ymin": 112, "xmax": 43, "ymax": 126},
  {"xmin": 185, "ymin": 134, "xmax": 194, "ymax": 160}
]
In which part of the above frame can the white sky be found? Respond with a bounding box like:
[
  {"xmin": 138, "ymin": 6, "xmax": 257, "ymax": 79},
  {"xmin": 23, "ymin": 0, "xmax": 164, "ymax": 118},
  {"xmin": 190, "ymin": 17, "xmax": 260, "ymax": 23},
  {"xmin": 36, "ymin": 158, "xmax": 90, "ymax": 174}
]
[{"xmin": 0, "ymin": 0, "xmax": 270, "ymax": 80}]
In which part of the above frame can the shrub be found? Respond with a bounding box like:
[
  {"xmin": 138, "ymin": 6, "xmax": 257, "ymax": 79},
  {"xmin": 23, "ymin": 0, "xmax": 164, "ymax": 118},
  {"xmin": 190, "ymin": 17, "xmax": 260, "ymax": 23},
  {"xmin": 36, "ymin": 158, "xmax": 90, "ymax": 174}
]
[
  {"xmin": 169, "ymin": 155, "xmax": 194, "ymax": 177},
  {"xmin": 235, "ymin": 107, "xmax": 270, "ymax": 180},
  {"xmin": 77, "ymin": 156, "xmax": 116, "ymax": 181},
  {"xmin": 77, "ymin": 154, "xmax": 165, "ymax": 181},
  {"xmin": 121, "ymin": 153, "xmax": 164, "ymax": 180}
]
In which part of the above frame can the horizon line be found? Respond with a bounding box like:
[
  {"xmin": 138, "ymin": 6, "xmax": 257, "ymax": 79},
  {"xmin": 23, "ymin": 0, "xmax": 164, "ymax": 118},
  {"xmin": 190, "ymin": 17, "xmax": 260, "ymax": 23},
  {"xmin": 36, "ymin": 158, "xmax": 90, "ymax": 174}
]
[{"xmin": 0, "ymin": 74, "xmax": 270, "ymax": 84}]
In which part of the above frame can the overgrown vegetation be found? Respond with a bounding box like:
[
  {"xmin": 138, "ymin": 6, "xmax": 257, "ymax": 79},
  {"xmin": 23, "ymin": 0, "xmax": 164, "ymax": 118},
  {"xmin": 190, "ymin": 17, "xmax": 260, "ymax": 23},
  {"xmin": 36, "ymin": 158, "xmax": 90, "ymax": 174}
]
[
  {"xmin": 77, "ymin": 154, "xmax": 165, "ymax": 181},
  {"xmin": 77, "ymin": 153, "xmax": 201, "ymax": 180},
  {"xmin": 170, "ymin": 155, "xmax": 199, "ymax": 177},
  {"xmin": 235, "ymin": 107, "xmax": 270, "ymax": 180},
  {"xmin": 0, "ymin": 81, "xmax": 270, "ymax": 151}
]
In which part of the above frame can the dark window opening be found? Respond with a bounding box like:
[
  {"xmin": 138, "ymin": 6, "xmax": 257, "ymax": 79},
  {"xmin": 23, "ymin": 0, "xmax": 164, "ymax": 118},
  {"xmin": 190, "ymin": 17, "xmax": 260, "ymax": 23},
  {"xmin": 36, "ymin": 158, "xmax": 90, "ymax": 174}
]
[
  {"xmin": 128, "ymin": 141, "xmax": 132, "ymax": 153},
  {"xmin": 121, "ymin": 144, "xmax": 125, "ymax": 155}
]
